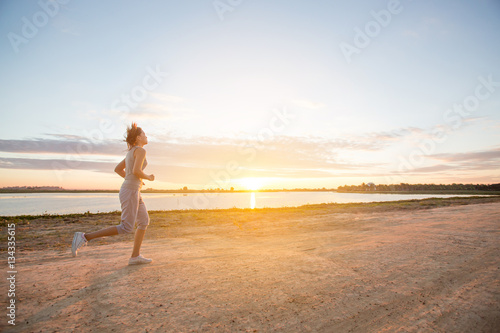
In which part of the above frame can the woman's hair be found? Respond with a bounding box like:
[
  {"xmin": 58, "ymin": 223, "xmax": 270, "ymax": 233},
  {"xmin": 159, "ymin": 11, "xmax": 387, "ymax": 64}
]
[{"xmin": 124, "ymin": 122, "xmax": 143, "ymax": 150}]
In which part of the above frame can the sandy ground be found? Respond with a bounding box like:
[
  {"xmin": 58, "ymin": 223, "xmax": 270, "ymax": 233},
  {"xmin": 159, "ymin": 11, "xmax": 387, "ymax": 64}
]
[{"xmin": 2, "ymin": 201, "xmax": 500, "ymax": 332}]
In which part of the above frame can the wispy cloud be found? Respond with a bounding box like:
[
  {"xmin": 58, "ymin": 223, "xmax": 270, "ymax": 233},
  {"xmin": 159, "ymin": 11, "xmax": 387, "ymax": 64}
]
[
  {"xmin": 401, "ymin": 16, "xmax": 451, "ymax": 41},
  {"xmin": 291, "ymin": 99, "xmax": 326, "ymax": 110},
  {"xmin": 122, "ymin": 109, "xmax": 169, "ymax": 121},
  {"xmin": 430, "ymin": 147, "xmax": 500, "ymax": 163},
  {"xmin": 0, "ymin": 138, "xmax": 123, "ymax": 155},
  {"xmin": 2, "ymin": 134, "xmax": 497, "ymax": 184},
  {"xmin": 150, "ymin": 93, "xmax": 184, "ymax": 104},
  {"xmin": 0, "ymin": 157, "xmax": 115, "ymax": 172},
  {"xmin": 0, "ymin": 134, "xmax": 383, "ymax": 183},
  {"xmin": 402, "ymin": 147, "xmax": 500, "ymax": 174},
  {"xmin": 105, "ymin": 92, "xmax": 192, "ymax": 123},
  {"xmin": 401, "ymin": 30, "xmax": 420, "ymax": 39}
]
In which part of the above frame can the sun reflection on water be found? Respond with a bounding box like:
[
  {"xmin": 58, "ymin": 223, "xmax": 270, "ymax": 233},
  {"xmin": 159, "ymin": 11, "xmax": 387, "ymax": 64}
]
[{"xmin": 250, "ymin": 192, "xmax": 256, "ymax": 209}]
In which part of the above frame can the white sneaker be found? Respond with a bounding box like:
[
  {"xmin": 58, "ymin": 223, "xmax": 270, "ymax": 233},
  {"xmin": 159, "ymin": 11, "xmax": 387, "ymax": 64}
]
[
  {"xmin": 71, "ymin": 232, "xmax": 87, "ymax": 257},
  {"xmin": 128, "ymin": 255, "xmax": 152, "ymax": 265}
]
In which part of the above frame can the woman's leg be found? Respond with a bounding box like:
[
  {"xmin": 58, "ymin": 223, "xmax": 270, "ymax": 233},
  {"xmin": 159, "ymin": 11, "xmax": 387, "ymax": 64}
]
[
  {"xmin": 131, "ymin": 194, "xmax": 150, "ymax": 258},
  {"xmin": 131, "ymin": 229, "xmax": 146, "ymax": 257},
  {"xmin": 84, "ymin": 226, "xmax": 118, "ymax": 241},
  {"xmin": 72, "ymin": 188, "xmax": 135, "ymax": 257},
  {"xmin": 72, "ymin": 226, "xmax": 118, "ymax": 257}
]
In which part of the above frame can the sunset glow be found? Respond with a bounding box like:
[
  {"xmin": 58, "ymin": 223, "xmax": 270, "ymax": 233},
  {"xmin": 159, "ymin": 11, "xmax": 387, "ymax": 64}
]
[{"xmin": 238, "ymin": 178, "xmax": 266, "ymax": 192}]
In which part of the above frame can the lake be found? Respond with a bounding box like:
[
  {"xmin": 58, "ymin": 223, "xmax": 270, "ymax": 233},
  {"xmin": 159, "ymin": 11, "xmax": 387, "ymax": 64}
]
[{"xmin": 0, "ymin": 192, "xmax": 487, "ymax": 216}]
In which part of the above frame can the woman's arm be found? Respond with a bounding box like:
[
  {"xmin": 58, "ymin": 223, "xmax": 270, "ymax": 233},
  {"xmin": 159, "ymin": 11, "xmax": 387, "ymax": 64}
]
[
  {"xmin": 133, "ymin": 147, "xmax": 155, "ymax": 181},
  {"xmin": 114, "ymin": 159, "xmax": 126, "ymax": 178}
]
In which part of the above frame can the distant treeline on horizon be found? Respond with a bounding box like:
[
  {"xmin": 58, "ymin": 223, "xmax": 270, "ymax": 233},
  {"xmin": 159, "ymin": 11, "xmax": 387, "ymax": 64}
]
[
  {"xmin": 337, "ymin": 183, "xmax": 500, "ymax": 192},
  {"xmin": 1, "ymin": 183, "xmax": 500, "ymax": 193}
]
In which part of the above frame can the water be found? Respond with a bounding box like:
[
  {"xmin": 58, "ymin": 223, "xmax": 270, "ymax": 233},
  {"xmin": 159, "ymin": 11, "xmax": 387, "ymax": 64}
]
[{"xmin": 0, "ymin": 192, "xmax": 488, "ymax": 216}]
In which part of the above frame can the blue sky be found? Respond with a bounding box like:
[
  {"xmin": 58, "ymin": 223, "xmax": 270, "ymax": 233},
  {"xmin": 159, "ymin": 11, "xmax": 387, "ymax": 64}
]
[{"xmin": 1, "ymin": 0, "xmax": 499, "ymax": 190}]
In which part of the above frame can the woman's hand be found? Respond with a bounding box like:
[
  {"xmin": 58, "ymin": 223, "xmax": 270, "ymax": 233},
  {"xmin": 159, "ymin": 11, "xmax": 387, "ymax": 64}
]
[{"xmin": 148, "ymin": 174, "xmax": 155, "ymax": 181}]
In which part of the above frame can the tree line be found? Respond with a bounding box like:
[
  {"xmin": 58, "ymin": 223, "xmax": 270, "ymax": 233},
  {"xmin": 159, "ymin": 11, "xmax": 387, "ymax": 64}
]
[{"xmin": 337, "ymin": 183, "xmax": 500, "ymax": 192}]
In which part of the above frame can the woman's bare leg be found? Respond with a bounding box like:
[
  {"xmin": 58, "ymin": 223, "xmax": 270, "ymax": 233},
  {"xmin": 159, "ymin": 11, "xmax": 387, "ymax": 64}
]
[
  {"xmin": 131, "ymin": 229, "xmax": 146, "ymax": 257},
  {"xmin": 84, "ymin": 226, "xmax": 119, "ymax": 241}
]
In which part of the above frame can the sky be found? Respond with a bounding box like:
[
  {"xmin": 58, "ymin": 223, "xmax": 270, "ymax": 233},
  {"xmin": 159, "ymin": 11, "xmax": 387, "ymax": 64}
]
[{"xmin": 0, "ymin": 0, "xmax": 499, "ymax": 190}]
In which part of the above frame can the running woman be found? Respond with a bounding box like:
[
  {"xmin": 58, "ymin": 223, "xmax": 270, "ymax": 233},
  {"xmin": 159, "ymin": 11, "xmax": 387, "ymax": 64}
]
[{"xmin": 71, "ymin": 123, "xmax": 155, "ymax": 265}]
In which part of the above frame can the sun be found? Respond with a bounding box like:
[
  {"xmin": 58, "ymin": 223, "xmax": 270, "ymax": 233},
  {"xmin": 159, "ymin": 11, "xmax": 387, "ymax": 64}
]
[{"xmin": 238, "ymin": 177, "xmax": 265, "ymax": 191}]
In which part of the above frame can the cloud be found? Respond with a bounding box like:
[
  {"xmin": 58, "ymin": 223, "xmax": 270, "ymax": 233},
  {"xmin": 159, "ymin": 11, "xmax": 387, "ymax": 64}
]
[
  {"xmin": 122, "ymin": 109, "xmax": 169, "ymax": 121},
  {"xmin": 43, "ymin": 133, "xmax": 87, "ymax": 141},
  {"xmin": 402, "ymin": 30, "xmax": 420, "ymax": 39},
  {"xmin": 429, "ymin": 147, "xmax": 500, "ymax": 164},
  {"xmin": 400, "ymin": 147, "xmax": 500, "ymax": 174},
  {"xmin": 0, "ymin": 138, "xmax": 123, "ymax": 155},
  {"xmin": 0, "ymin": 157, "xmax": 115, "ymax": 173},
  {"xmin": 401, "ymin": 16, "xmax": 450, "ymax": 41},
  {"xmin": 150, "ymin": 93, "xmax": 184, "ymax": 104},
  {"xmin": 106, "ymin": 92, "xmax": 192, "ymax": 123},
  {"xmin": 4, "ymin": 133, "xmax": 496, "ymax": 184},
  {"xmin": 291, "ymin": 99, "xmax": 326, "ymax": 110},
  {"xmin": 0, "ymin": 127, "xmax": 409, "ymax": 166},
  {"xmin": 148, "ymin": 135, "xmax": 385, "ymax": 171},
  {"xmin": 341, "ymin": 126, "xmax": 425, "ymax": 150},
  {"xmin": 0, "ymin": 134, "xmax": 383, "ymax": 184}
]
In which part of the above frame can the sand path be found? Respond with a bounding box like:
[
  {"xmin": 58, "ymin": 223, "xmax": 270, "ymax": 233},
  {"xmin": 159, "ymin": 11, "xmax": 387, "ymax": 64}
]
[{"xmin": 3, "ymin": 202, "xmax": 499, "ymax": 332}]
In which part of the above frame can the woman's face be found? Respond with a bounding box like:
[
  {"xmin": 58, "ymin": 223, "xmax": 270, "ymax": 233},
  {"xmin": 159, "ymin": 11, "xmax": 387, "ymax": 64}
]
[{"xmin": 135, "ymin": 131, "xmax": 148, "ymax": 146}]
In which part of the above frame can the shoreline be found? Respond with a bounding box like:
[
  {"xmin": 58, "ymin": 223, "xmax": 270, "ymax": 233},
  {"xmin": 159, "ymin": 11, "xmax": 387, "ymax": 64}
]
[
  {"xmin": 0, "ymin": 194, "xmax": 499, "ymax": 220},
  {"xmin": 1, "ymin": 196, "xmax": 499, "ymax": 252}
]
